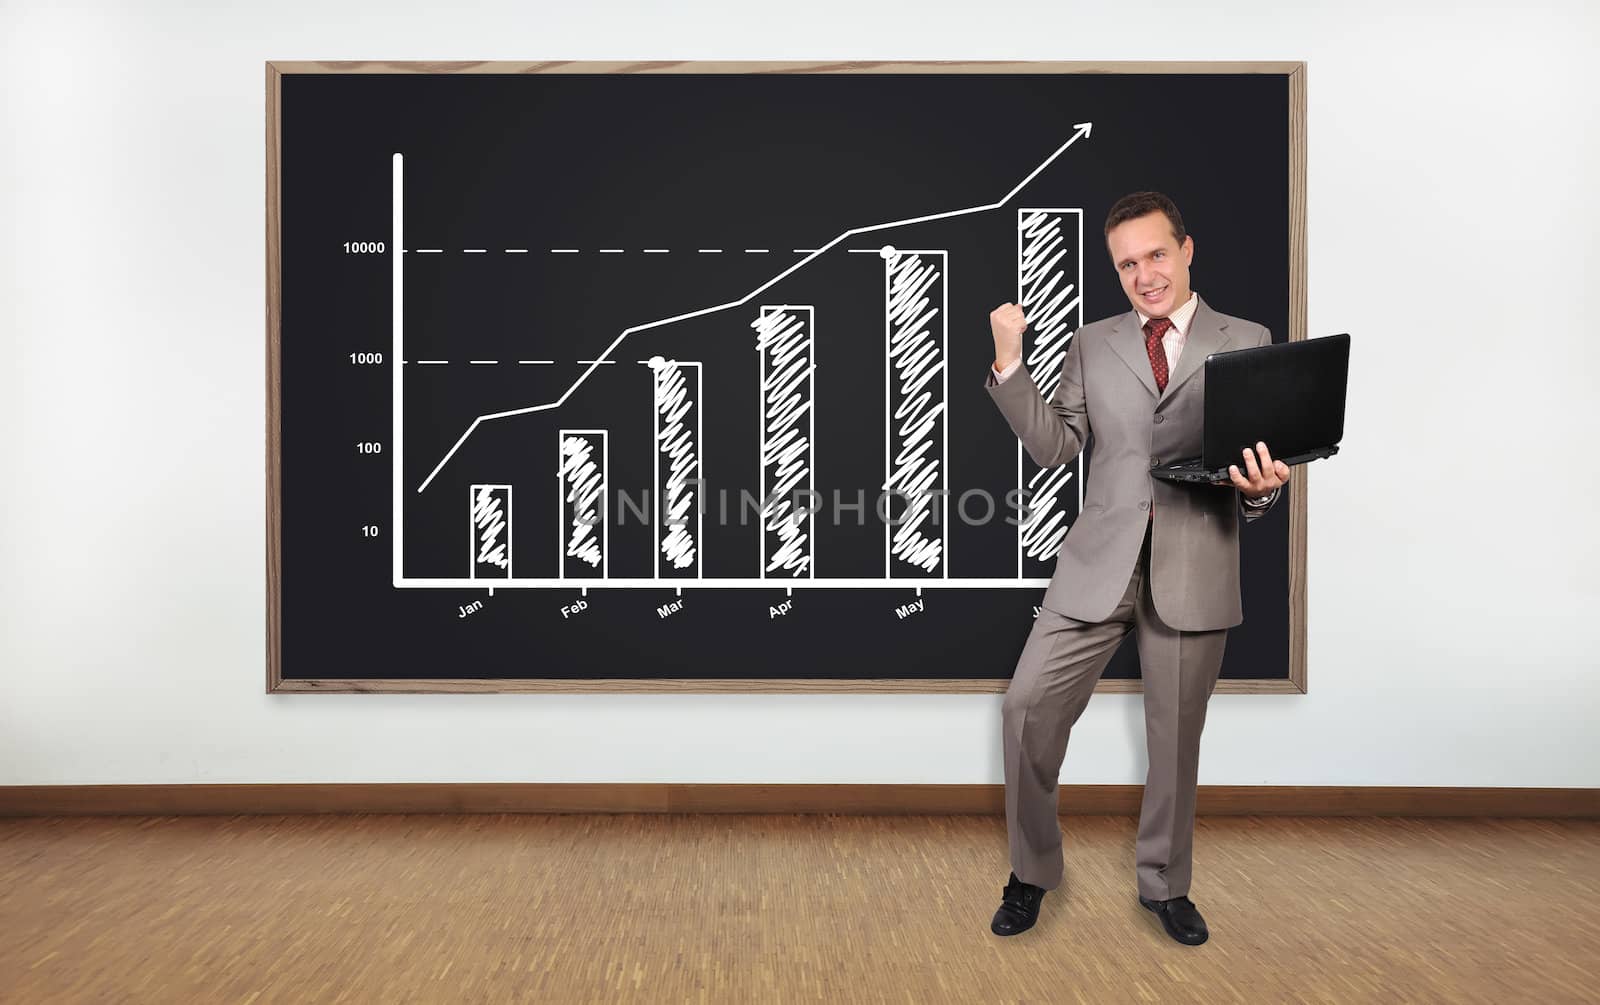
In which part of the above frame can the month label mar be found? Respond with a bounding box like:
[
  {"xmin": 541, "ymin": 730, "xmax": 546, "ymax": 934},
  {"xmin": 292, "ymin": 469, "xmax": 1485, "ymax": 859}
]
[{"xmin": 657, "ymin": 598, "xmax": 686, "ymax": 620}]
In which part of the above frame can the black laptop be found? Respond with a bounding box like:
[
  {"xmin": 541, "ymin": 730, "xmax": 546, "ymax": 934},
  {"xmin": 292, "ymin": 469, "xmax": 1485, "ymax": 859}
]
[{"xmin": 1152, "ymin": 333, "xmax": 1350, "ymax": 484}]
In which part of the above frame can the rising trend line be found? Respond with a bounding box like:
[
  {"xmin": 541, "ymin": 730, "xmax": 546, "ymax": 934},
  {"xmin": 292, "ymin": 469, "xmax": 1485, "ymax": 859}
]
[{"xmin": 414, "ymin": 122, "xmax": 1093, "ymax": 493}]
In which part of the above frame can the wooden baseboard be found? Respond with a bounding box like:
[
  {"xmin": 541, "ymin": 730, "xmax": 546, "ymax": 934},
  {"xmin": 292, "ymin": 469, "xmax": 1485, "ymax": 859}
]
[{"xmin": 1, "ymin": 784, "xmax": 1595, "ymax": 818}]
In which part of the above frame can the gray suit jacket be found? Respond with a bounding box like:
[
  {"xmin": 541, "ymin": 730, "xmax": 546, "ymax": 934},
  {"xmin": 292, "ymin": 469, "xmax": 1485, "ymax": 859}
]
[{"xmin": 986, "ymin": 293, "xmax": 1278, "ymax": 631}]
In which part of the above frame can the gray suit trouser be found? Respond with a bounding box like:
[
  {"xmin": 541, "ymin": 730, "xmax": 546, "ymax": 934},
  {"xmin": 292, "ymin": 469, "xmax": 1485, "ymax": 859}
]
[{"xmin": 1002, "ymin": 517, "xmax": 1228, "ymax": 901}]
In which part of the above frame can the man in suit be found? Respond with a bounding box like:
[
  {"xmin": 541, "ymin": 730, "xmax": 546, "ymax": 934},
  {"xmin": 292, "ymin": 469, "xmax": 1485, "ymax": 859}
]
[{"xmin": 983, "ymin": 191, "xmax": 1290, "ymax": 945}]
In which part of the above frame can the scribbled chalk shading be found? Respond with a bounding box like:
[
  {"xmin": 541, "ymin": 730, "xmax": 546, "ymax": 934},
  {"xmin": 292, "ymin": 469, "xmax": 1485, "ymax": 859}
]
[
  {"xmin": 1017, "ymin": 209, "xmax": 1084, "ymax": 573},
  {"xmin": 648, "ymin": 357, "xmax": 701, "ymax": 576},
  {"xmin": 558, "ymin": 430, "xmax": 607, "ymax": 575},
  {"xmin": 883, "ymin": 248, "xmax": 947, "ymax": 577},
  {"xmin": 754, "ymin": 306, "xmax": 815, "ymax": 578},
  {"xmin": 469, "ymin": 484, "xmax": 512, "ymax": 578}
]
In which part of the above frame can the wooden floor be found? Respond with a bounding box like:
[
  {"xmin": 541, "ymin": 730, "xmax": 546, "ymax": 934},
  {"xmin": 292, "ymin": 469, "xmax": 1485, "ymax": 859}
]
[{"xmin": 2, "ymin": 813, "xmax": 1596, "ymax": 1003}]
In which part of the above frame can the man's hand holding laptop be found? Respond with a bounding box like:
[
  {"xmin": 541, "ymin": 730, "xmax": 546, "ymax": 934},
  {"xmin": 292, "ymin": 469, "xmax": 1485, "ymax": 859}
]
[{"xmin": 1219, "ymin": 441, "xmax": 1291, "ymax": 499}]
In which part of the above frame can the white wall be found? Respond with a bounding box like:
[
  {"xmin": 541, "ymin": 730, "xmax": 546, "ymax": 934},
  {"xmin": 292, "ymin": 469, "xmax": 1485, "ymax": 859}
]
[{"xmin": 3, "ymin": 0, "xmax": 1595, "ymax": 787}]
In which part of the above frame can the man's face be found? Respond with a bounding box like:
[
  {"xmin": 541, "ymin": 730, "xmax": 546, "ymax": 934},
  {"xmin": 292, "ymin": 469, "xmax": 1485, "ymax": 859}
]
[{"xmin": 1106, "ymin": 210, "xmax": 1194, "ymax": 319}]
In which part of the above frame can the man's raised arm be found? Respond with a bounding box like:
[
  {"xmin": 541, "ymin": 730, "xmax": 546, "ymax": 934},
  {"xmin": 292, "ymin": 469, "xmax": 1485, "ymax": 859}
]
[{"xmin": 983, "ymin": 303, "xmax": 1090, "ymax": 469}]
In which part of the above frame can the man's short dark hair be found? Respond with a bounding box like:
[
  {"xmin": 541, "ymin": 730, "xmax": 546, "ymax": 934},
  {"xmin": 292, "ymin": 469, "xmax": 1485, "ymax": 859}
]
[{"xmin": 1104, "ymin": 191, "xmax": 1187, "ymax": 245}]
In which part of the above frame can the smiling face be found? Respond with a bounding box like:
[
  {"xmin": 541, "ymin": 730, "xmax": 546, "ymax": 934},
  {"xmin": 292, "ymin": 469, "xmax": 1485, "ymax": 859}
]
[{"xmin": 1106, "ymin": 210, "xmax": 1194, "ymax": 319}]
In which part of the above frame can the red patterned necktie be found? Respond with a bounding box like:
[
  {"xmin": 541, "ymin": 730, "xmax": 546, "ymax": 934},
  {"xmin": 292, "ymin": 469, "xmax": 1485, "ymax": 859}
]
[
  {"xmin": 1143, "ymin": 317, "xmax": 1173, "ymax": 392},
  {"xmin": 1144, "ymin": 317, "xmax": 1173, "ymax": 524}
]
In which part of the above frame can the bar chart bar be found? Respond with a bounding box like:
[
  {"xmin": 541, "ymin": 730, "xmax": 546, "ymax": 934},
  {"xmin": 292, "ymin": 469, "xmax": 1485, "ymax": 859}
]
[
  {"xmin": 756, "ymin": 305, "xmax": 815, "ymax": 579},
  {"xmin": 468, "ymin": 484, "xmax": 512, "ymax": 579},
  {"xmin": 884, "ymin": 249, "xmax": 948, "ymax": 579},
  {"xmin": 558, "ymin": 429, "xmax": 608, "ymax": 579},
  {"xmin": 649, "ymin": 359, "xmax": 702, "ymax": 579},
  {"xmin": 1016, "ymin": 209, "xmax": 1084, "ymax": 579}
]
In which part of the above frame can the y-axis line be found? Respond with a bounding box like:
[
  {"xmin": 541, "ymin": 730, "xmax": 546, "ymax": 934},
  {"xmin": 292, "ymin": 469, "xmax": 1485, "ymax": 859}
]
[{"xmin": 392, "ymin": 153, "xmax": 404, "ymax": 586}]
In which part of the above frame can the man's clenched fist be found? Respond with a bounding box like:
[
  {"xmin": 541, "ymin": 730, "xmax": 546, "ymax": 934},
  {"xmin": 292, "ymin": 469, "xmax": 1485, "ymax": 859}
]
[{"xmin": 990, "ymin": 303, "xmax": 1027, "ymax": 372}]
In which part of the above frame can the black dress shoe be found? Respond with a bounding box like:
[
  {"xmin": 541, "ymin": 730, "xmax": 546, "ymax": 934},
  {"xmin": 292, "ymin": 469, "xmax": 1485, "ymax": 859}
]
[
  {"xmin": 1139, "ymin": 894, "xmax": 1209, "ymax": 945},
  {"xmin": 990, "ymin": 872, "xmax": 1046, "ymax": 936}
]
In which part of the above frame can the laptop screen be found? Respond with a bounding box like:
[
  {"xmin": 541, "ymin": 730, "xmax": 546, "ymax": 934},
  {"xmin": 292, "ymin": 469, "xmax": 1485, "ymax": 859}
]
[{"xmin": 1200, "ymin": 333, "xmax": 1350, "ymax": 469}]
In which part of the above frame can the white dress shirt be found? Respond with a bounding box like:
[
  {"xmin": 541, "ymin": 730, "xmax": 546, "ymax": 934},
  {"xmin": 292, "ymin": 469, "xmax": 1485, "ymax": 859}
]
[{"xmin": 991, "ymin": 291, "xmax": 1277, "ymax": 507}]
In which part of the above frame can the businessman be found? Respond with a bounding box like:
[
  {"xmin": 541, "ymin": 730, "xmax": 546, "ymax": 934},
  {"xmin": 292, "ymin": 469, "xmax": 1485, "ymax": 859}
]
[{"xmin": 984, "ymin": 192, "xmax": 1289, "ymax": 945}]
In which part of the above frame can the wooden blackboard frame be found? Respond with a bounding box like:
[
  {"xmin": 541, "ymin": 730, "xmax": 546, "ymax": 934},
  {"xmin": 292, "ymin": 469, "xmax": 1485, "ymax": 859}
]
[{"xmin": 265, "ymin": 59, "xmax": 1308, "ymax": 695}]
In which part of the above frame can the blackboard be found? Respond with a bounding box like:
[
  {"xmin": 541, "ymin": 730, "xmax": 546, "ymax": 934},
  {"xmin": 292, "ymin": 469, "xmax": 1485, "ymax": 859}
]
[{"xmin": 265, "ymin": 61, "xmax": 1308, "ymax": 694}]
